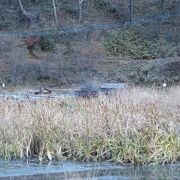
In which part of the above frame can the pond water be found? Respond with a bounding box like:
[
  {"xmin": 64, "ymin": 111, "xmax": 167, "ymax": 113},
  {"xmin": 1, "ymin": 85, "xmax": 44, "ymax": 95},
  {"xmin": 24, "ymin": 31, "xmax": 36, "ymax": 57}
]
[{"xmin": 0, "ymin": 160, "xmax": 180, "ymax": 180}]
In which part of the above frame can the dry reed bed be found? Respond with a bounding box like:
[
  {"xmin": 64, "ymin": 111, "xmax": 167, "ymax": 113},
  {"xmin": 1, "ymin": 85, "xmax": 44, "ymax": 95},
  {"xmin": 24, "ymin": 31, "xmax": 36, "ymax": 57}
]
[{"xmin": 0, "ymin": 87, "xmax": 180, "ymax": 165}]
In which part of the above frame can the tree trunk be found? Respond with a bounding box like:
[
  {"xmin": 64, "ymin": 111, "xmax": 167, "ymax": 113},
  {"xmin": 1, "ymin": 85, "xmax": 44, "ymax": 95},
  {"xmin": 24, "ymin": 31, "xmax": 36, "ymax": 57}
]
[
  {"xmin": 79, "ymin": 0, "xmax": 83, "ymax": 24},
  {"xmin": 52, "ymin": 0, "xmax": 58, "ymax": 28},
  {"xmin": 17, "ymin": 0, "xmax": 35, "ymax": 25},
  {"xmin": 129, "ymin": 0, "xmax": 132, "ymax": 24}
]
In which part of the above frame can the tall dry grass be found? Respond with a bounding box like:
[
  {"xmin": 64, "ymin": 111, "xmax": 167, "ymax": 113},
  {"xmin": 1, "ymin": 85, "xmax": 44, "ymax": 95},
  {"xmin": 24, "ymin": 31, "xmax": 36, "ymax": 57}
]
[{"xmin": 0, "ymin": 87, "xmax": 180, "ymax": 165}]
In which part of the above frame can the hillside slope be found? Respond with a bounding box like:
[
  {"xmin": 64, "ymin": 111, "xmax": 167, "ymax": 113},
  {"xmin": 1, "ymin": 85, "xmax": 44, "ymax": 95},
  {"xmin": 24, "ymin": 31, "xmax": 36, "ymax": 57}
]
[{"xmin": 0, "ymin": 0, "xmax": 180, "ymax": 87}]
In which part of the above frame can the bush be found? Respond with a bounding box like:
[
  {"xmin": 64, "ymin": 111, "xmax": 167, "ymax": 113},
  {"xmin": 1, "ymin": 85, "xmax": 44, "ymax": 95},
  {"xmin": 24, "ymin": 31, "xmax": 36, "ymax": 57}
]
[
  {"xmin": 93, "ymin": 0, "xmax": 117, "ymax": 14},
  {"xmin": 104, "ymin": 29, "xmax": 177, "ymax": 59},
  {"xmin": 24, "ymin": 36, "xmax": 55, "ymax": 55},
  {"xmin": 60, "ymin": 0, "xmax": 79, "ymax": 18},
  {"xmin": 150, "ymin": 36, "xmax": 177, "ymax": 58},
  {"xmin": 39, "ymin": 36, "xmax": 55, "ymax": 52}
]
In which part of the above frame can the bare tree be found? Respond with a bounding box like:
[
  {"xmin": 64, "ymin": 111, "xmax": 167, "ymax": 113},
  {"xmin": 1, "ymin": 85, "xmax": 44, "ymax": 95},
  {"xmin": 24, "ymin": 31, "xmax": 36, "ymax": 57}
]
[
  {"xmin": 78, "ymin": 0, "xmax": 84, "ymax": 24},
  {"xmin": 52, "ymin": 0, "xmax": 58, "ymax": 28},
  {"xmin": 129, "ymin": 0, "xmax": 132, "ymax": 24},
  {"xmin": 17, "ymin": 0, "xmax": 38, "ymax": 26}
]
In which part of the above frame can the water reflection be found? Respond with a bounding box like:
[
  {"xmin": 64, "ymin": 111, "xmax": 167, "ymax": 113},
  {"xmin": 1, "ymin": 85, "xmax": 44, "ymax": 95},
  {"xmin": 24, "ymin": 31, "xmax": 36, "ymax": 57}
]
[{"xmin": 0, "ymin": 160, "xmax": 180, "ymax": 180}]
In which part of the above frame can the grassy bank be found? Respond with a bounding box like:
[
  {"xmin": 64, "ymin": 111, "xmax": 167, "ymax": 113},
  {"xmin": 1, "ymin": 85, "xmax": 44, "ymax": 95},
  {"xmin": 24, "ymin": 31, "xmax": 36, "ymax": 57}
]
[{"xmin": 0, "ymin": 87, "xmax": 180, "ymax": 165}]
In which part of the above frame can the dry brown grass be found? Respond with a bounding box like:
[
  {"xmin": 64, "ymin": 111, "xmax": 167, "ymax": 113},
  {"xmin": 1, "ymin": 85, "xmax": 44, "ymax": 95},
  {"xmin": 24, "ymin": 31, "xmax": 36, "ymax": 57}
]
[{"xmin": 0, "ymin": 87, "xmax": 180, "ymax": 165}]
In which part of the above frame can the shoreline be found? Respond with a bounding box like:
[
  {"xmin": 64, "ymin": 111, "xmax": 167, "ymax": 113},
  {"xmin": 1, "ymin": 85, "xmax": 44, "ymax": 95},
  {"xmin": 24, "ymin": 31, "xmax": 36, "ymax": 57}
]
[{"xmin": 0, "ymin": 160, "xmax": 180, "ymax": 179}]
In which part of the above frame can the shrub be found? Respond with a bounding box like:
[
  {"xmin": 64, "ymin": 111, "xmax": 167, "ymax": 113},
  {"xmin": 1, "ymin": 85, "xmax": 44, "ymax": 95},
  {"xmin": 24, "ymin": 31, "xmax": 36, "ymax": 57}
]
[
  {"xmin": 60, "ymin": 0, "xmax": 79, "ymax": 17},
  {"xmin": 104, "ymin": 29, "xmax": 177, "ymax": 59},
  {"xmin": 93, "ymin": 0, "xmax": 117, "ymax": 14},
  {"xmin": 24, "ymin": 36, "xmax": 55, "ymax": 55},
  {"xmin": 24, "ymin": 36, "xmax": 41, "ymax": 53},
  {"xmin": 150, "ymin": 36, "xmax": 177, "ymax": 58},
  {"xmin": 39, "ymin": 36, "xmax": 55, "ymax": 52}
]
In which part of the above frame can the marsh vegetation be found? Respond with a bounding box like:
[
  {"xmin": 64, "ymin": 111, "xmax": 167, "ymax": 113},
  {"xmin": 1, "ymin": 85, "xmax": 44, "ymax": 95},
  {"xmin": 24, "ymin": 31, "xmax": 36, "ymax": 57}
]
[{"xmin": 0, "ymin": 87, "xmax": 180, "ymax": 165}]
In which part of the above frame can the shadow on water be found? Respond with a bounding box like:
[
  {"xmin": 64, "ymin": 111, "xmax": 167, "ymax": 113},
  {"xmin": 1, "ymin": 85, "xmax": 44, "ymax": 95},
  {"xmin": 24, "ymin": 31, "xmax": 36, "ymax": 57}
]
[{"xmin": 0, "ymin": 160, "xmax": 180, "ymax": 180}]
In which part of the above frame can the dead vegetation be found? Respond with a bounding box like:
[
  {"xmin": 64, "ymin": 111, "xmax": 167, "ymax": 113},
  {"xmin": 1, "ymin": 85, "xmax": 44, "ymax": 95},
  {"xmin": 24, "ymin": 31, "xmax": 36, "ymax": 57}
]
[{"xmin": 0, "ymin": 87, "xmax": 180, "ymax": 165}]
